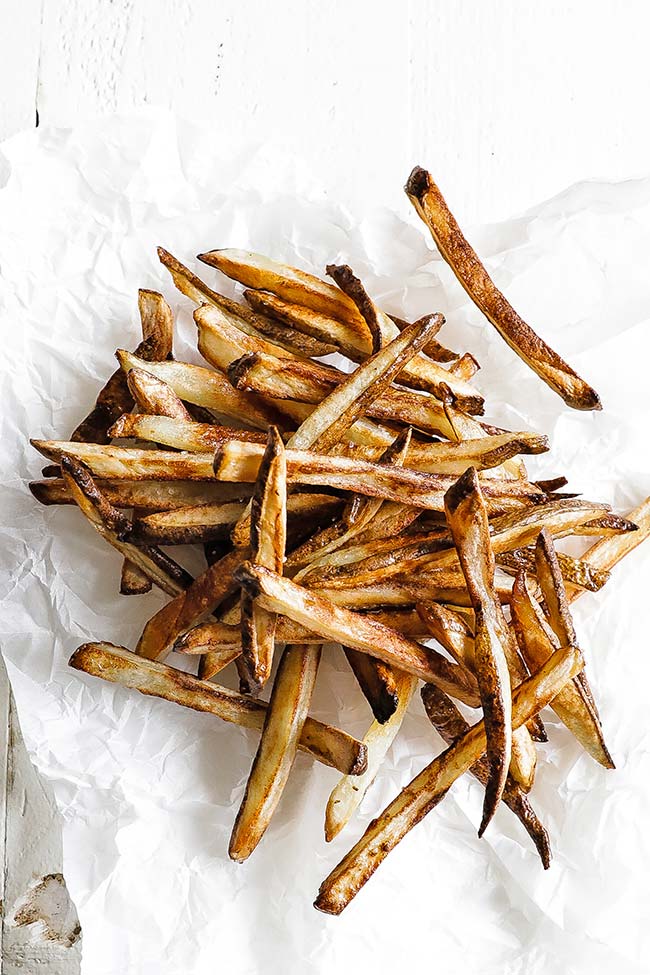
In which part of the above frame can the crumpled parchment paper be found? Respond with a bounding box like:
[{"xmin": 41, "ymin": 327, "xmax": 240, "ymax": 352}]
[{"xmin": 1, "ymin": 111, "xmax": 649, "ymax": 975}]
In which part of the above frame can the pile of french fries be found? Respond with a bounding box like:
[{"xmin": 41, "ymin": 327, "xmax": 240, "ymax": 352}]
[{"xmin": 29, "ymin": 167, "xmax": 650, "ymax": 914}]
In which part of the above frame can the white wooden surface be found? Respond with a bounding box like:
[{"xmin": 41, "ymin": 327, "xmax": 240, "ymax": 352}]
[{"xmin": 1, "ymin": 0, "xmax": 650, "ymax": 223}]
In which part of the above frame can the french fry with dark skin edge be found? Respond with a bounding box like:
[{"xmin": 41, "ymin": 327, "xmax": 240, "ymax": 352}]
[
  {"xmin": 234, "ymin": 562, "xmax": 480, "ymax": 705},
  {"xmin": 126, "ymin": 368, "xmax": 192, "ymax": 421},
  {"xmin": 533, "ymin": 529, "xmax": 601, "ymax": 717},
  {"xmin": 448, "ymin": 352, "xmax": 480, "ymax": 381},
  {"xmin": 511, "ymin": 572, "xmax": 614, "ymax": 768},
  {"xmin": 240, "ymin": 427, "xmax": 287, "ymax": 691},
  {"xmin": 68, "ymin": 643, "xmax": 366, "ymax": 775},
  {"xmin": 109, "ymin": 413, "xmax": 269, "ymax": 451},
  {"xmin": 115, "ymin": 350, "xmax": 291, "ymax": 431},
  {"xmin": 326, "ymin": 263, "xmax": 484, "ymax": 412},
  {"xmin": 133, "ymin": 494, "xmax": 340, "ymax": 546},
  {"xmin": 275, "ymin": 314, "xmax": 444, "ymax": 453},
  {"xmin": 325, "ymin": 671, "xmax": 418, "ymax": 842},
  {"xmin": 343, "ymin": 648, "xmax": 399, "ymax": 724},
  {"xmin": 60, "ymin": 456, "xmax": 192, "ymax": 597},
  {"xmin": 416, "ymin": 602, "xmax": 548, "ymax": 744},
  {"xmin": 568, "ymin": 497, "xmax": 650, "ymax": 603},
  {"xmin": 420, "ymin": 684, "xmax": 551, "ymax": 868},
  {"xmin": 158, "ymin": 247, "xmax": 337, "ymax": 358},
  {"xmin": 314, "ymin": 644, "xmax": 583, "ymax": 915},
  {"xmin": 29, "ymin": 477, "xmax": 252, "ymax": 510},
  {"xmin": 135, "ymin": 547, "xmax": 246, "ymax": 661},
  {"xmin": 445, "ymin": 467, "xmax": 535, "ymax": 823},
  {"xmin": 577, "ymin": 513, "xmax": 639, "ymax": 536},
  {"xmin": 175, "ymin": 608, "xmax": 432, "ymax": 656},
  {"xmin": 229, "ymin": 644, "xmax": 322, "ymax": 861},
  {"xmin": 404, "ymin": 167, "xmax": 601, "ymax": 411},
  {"xmin": 71, "ymin": 290, "xmax": 174, "ymax": 444},
  {"xmin": 120, "ymin": 560, "xmax": 152, "ymax": 595},
  {"xmin": 497, "ymin": 546, "xmax": 611, "ymax": 593},
  {"xmin": 312, "ymin": 580, "xmax": 512, "ymax": 611},
  {"xmin": 198, "ymin": 248, "xmax": 370, "ymax": 333}
]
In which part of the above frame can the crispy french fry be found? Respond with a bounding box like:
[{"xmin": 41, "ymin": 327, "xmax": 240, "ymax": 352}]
[
  {"xmin": 511, "ymin": 571, "xmax": 614, "ymax": 768},
  {"xmin": 69, "ymin": 643, "xmax": 365, "ymax": 775},
  {"xmin": 420, "ymin": 684, "xmax": 551, "ymax": 868},
  {"xmin": 136, "ymin": 547, "xmax": 246, "ymax": 661},
  {"xmin": 109, "ymin": 413, "xmax": 267, "ymax": 450},
  {"xmin": 445, "ymin": 468, "xmax": 535, "ymax": 826},
  {"xmin": 568, "ymin": 497, "xmax": 650, "ymax": 602},
  {"xmin": 229, "ymin": 644, "xmax": 322, "ymax": 861},
  {"xmin": 325, "ymin": 671, "xmax": 418, "ymax": 842},
  {"xmin": 29, "ymin": 477, "xmax": 252, "ymax": 510},
  {"xmin": 60, "ymin": 456, "xmax": 192, "ymax": 597},
  {"xmin": 235, "ymin": 562, "xmax": 480, "ymax": 705},
  {"xmin": 126, "ymin": 368, "xmax": 192, "ymax": 420},
  {"xmin": 343, "ymin": 647, "xmax": 399, "ymax": 724},
  {"xmin": 239, "ymin": 427, "xmax": 287, "ymax": 691},
  {"xmin": 404, "ymin": 167, "xmax": 601, "ymax": 411},
  {"xmin": 314, "ymin": 644, "xmax": 582, "ymax": 914},
  {"xmin": 120, "ymin": 560, "xmax": 153, "ymax": 595},
  {"xmin": 116, "ymin": 350, "xmax": 290, "ymax": 430},
  {"xmin": 497, "ymin": 545, "xmax": 610, "ymax": 593},
  {"xmin": 326, "ymin": 263, "xmax": 484, "ymax": 411},
  {"xmin": 158, "ymin": 247, "xmax": 337, "ymax": 358}
]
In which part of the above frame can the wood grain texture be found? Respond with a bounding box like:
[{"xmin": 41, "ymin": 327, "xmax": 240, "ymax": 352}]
[
  {"xmin": 3, "ymin": 1, "xmax": 649, "ymax": 221},
  {"xmin": 0, "ymin": 655, "xmax": 81, "ymax": 974}
]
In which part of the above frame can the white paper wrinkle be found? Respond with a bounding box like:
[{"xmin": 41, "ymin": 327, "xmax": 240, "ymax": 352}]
[{"xmin": 1, "ymin": 111, "xmax": 649, "ymax": 975}]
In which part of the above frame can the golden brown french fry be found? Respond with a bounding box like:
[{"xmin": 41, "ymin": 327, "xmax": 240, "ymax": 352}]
[
  {"xmin": 197, "ymin": 248, "xmax": 369, "ymax": 332},
  {"xmin": 29, "ymin": 477, "xmax": 252, "ymax": 510},
  {"xmin": 229, "ymin": 644, "xmax": 322, "ymax": 861},
  {"xmin": 405, "ymin": 167, "xmax": 601, "ymax": 411},
  {"xmin": 326, "ymin": 263, "xmax": 484, "ymax": 411},
  {"xmin": 314, "ymin": 644, "xmax": 583, "ymax": 914},
  {"xmin": 60, "ymin": 456, "xmax": 192, "ymax": 597},
  {"xmin": 497, "ymin": 546, "xmax": 610, "ymax": 593},
  {"xmin": 120, "ymin": 560, "xmax": 153, "ymax": 595},
  {"xmin": 234, "ymin": 562, "xmax": 480, "ymax": 705},
  {"xmin": 325, "ymin": 671, "xmax": 418, "ymax": 842},
  {"xmin": 116, "ymin": 350, "xmax": 290, "ymax": 430},
  {"xmin": 136, "ymin": 547, "xmax": 246, "ymax": 660},
  {"xmin": 158, "ymin": 247, "xmax": 337, "ymax": 358},
  {"xmin": 420, "ymin": 684, "xmax": 551, "ymax": 868},
  {"xmin": 239, "ymin": 427, "xmax": 287, "ymax": 691},
  {"xmin": 510, "ymin": 571, "xmax": 614, "ymax": 768},
  {"xmin": 578, "ymin": 514, "xmax": 639, "ymax": 536},
  {"xmin": 71, "ymin": 290, "xmax": 174, "ymax": 444},
  {"xmin": 69, "ymin": 643, "xmax": 366, "ymax": 775},
  {"xmin": 34, "ymin": 442, "xmax": 217, "ymax": 480},
  {"xmin": 126, "ymin": 368, "xmax": 192, "ymax": 420},
  {"xmin": 568, "ymin": 496, "xmax": 650, "ymax": 602},
  {"xmin": 445, "ymin": 467, "xmax": 534, "ymax": 827},
  {"xmin": 108, "ymin": 413, "xmax": 267, "ymax": 451}
]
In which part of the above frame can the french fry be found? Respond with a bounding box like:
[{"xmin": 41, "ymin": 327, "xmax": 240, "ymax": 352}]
[
  {"xmin": 510, "ymin": 571, "xmax": 614, "ymax": 768},
  {"xmin": 444, "ymin": 468, "xmax": 534, "ymax": 827},
  {"xmin": 29, "ymin": 477, "xmax": 252, "ymax": 510},
  {"xmin": 404, "ymin": 167, "xmax": 601, "ymax": 411},
  {"xmin": 342, "ymin": 648, "xmax": 399, "ymax": 724},
  {"xmin": 60, "ymin": 456, "xmax": 192, "ymax": 597},
  {"xmin": 234, "ymin": 562, "xmax": 480, "ymax": 705},
  {"xmin": 325, "ymin": 671, "xmax": 418, "ymax": 842},
  {"xmin": 126, "ymin": 367, "xmax": 192, "ymax": 420},
  {"xmin": 136, "ymin": 547, "xmax": 246, "ymax": 661},
  {"xmin": 497, "ymin": 545, "xmax": 610, "ymax": 593},
  {"xmin": 69, "ymin": 643, "xmax": 366, "ymax": 775},
  {"xmin": 314, "ymin": 644, "xmax": 583, "ymax": 914},
  {"xmin": 108, "ymin": 413, "xmax": 267, "ymax": 450},
  {"xmin": 239, "ymin": 427, "xmax": 287, "ymax": 691},
  {"xmin": 120, "ymin": 560, "xmax": 153, "ymax": 595},
  {"xmin": 420, "ymin": 684, "xmax": 551, "ymax": 868},
  {"xmin": 158, "ymin": 247, "xmax": 337, "ymax": 358},
  {"xmin": 229, "ymin": 644, "xmax": 322, "ymax": 861},
  {"xmin": 568, "ymin": 496, "xmax": 650, "ymax": 602},
  {"xmin": 115, "ymin": 350, "xmax": 290, "ymax": 430},
  {"xmin": 326, "ymin": 263, "xmax": 484, "ymax": 411}
]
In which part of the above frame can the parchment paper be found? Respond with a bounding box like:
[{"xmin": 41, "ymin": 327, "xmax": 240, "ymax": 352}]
[{"xmin": 1, "ymin": 111, "xmax": 649, "ymax": 975}]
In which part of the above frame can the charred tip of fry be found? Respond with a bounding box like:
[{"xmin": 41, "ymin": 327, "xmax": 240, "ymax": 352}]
[
  {"xmin": 196, "ymin": 251, "xmax": 220, "ymax": 267},
  {"xmin": 233, "ymin": 561, "xmax": 261, "ymax": 597},
  {"xmin": 228, "ymin": 353, "xmax": 259, "ymax": 389},
  {"xmin": 404, "ymin": 165, "xmax": 432, "ymax": 202},
  {"xmin": 313, "ymin": 894, "xmax": 341, "ymax": 916},
  {"xmin": 444, "ymin": 465, "xmax": 480, "ymax": 514}
]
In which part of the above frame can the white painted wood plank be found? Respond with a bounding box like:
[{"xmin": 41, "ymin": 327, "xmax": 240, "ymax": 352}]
[
  {"xmin": 409, "ymin": 0, "xmax": 650, "ymax": 222},
  {"xmin": 0, "ymin": 0, "xmax": 42, "ymax": 142},
  {"xmin": 0, "ymin": 655, "xmax": 81, "ymax": 974}
]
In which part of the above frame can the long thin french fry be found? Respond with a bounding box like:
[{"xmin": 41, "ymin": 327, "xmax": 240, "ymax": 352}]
[
  {"xmin": 314, "ymin": 644, "xmax": 582, "ymax": 914},
  {"xmin": 325, "ymin": 671, "xmax": 418, "ymax": 842},
  {"xmin": 405, "ymin": 167, "xmax": 601, "ymax": 411},
  {"xmin": 568, "ymin": 496, "xmax": 650, "ymax": 601},
  {"xmin": 29, "ymin": 477, "xmax": 252, "ymax": 510},
  {"xmin": 229, "ymin": 644, "xmax": 322, "ymax": 861},
  {"xmin": 69, "ymin": 643, "xmax": 365, "ymax": 775}
]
